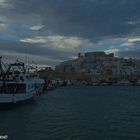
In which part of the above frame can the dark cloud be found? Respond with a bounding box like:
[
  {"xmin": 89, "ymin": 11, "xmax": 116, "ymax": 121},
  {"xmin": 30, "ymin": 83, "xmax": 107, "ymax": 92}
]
[
  {"xmin": 0, "ymin": 39, "xmax": 76, "ymax": 63},
  {"xmin": 5, "ymin": 0, "xmax": 140, "ymax": 40},
  {"xmin": 0, "ymin": 21, "xmax": 5, "ymax": 24},
  {"xmin": 0, "ymin": 0, "xmax": 140, "ymax": 66},
  {"xmin": 119, "ymin": 48, "xmax": 140, "ymax": 59}
]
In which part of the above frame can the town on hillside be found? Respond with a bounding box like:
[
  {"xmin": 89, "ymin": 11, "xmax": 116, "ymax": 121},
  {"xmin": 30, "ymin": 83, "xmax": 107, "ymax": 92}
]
[{"xmin": 38, "ymin": 52, "xmax": 140, "ymax": 85}]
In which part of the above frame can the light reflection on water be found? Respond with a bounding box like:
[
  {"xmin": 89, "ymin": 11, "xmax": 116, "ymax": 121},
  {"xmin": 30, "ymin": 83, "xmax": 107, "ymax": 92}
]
[{"xmin": 0, "ymin": 85, "xmax": 140, "ymax": 140}]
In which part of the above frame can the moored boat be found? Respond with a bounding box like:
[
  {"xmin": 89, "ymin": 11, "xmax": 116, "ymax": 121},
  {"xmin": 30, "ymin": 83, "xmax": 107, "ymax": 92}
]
[{"xmin": 0, "ymin": 57, "xmax": 37, "ymax": 108}]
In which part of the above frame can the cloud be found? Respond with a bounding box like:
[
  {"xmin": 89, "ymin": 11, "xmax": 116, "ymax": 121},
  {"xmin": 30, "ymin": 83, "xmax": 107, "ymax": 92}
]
[
  {"xmin": 20, "ymin": 35, "xmax": 98, "ymax": 51},
  {"xmin": 0, "ymin": 0, "xmax": 8, "ymax": 7},
  {"xmin": 0, "ymin": 0, "xmax": 12, "ymax": 9},
  {"xmin": 20, "ymin": 35, "xmax": 82, "ymax": 47},
  {"xmin": 105, "ymin": 48, "xmax": 119, "ymax": 56},
  {"xmin": 0, "ymin": 0, "xmax": 139, "ymax": 41},
  {"xmin": 121, "ymin": 42, "xmax": 134, "ymax": 47},
  {"xmin": 0, "ymin": 50, "xmax": 62, "ymax": 67},
  {"xmin": 118, "ymin": 48, "xmax": 140, "ymax": 59},
  {"xmin": 0, "ymin": 38, "xmax": 94, "ymax": 66},
  {"xmin": 0, "ymin": 34, "xmax": 99, "ymax": 66},
  {"xmin": 128, "ymin": 38, "xmax": 140, "ymax": 44},
  {"xmin": 0, "ymin": 0, "xmax": 140, "ymax": 66},
  {"xmin": 0, "ymin": 22, "xmax": 6, "ymax": 29},
  {"xmin": 20, "ymin": 37, "xmax": 48, "ymax": 44},
  {"xmin": 29, "ymin": 25, "xmax": 44, "ymax": 31},
  {"xmin": 126, "ymin": 20, "xmax": 140, "ymax": 25},
  {"xmin": 0, "ymin": 16, "xmax": 8, "ymax": 30},
  {"xmin": 121, "ymin": 37, "xmax": 140, "ymax": 47},
  {"xmin": 0, "ymin": 39, "xmax": 76, "ymax": 60}
]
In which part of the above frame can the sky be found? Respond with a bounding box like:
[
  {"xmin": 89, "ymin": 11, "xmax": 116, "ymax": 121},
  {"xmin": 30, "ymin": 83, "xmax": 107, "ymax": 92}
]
[{"xmin": 0, "ymin": 0, "xmax": 140, "ymax": 67}]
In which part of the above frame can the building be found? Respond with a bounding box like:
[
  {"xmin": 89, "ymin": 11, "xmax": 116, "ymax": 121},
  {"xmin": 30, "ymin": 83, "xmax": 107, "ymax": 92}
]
[{"xmin": 55, "ymin": 51, "xmax": 140, "ymax": 82}]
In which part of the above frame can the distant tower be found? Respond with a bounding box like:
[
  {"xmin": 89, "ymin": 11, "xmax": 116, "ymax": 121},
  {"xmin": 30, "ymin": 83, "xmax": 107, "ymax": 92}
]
[{"xmin": 78, "ymin": 53, "xmax": 81, "ymax": 58}]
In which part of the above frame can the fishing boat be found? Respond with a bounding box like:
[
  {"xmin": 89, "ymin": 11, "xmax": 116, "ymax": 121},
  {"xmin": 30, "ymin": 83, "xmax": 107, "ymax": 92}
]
[
  {"xmin": 0, "ymin": 57, "xmax": 37, "ymax": 107},
  {"xmin": 28, "ymin": 64, "xmax": 45, "ymax": 92}
]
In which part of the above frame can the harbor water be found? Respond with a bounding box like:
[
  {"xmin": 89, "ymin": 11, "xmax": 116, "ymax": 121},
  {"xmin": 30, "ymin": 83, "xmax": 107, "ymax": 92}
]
[{"xmin": 1, "ymin": 85, "xmax": 140, "ymax": 140}]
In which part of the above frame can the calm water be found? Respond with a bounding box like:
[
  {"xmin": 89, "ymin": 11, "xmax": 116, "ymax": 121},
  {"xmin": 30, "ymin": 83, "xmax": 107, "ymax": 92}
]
[{"xmin": 1, "ymin": 86, "xmax": 140, "ymax": 140}]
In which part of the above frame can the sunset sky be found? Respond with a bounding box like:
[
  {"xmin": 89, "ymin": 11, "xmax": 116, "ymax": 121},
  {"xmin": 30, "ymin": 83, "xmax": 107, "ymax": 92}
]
[{"xmin": 0, "ymin": 0, "xmax": 140, "ymax": 67}]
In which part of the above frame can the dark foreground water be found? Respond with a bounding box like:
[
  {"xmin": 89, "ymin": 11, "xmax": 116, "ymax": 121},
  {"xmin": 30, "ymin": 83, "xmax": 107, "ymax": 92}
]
[{"xmin": 1, "ymin": 86, "xmax": 140, "ymax": 140}]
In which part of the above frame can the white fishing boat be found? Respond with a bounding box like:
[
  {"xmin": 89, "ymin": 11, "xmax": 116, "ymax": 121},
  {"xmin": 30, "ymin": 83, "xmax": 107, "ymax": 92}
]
[
  {"xmin": 28, "ymin": 64, "xmax": 45, "ymax": 92},
  {"xmin": 0, "ymin": 57, "xmax": 37, "ymax": 107}
]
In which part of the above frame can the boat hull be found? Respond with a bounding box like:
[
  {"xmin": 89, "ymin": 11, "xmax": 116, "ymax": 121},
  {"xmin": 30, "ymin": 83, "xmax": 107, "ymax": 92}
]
[
  {"xmin": 0, "ymin": 97, "xmax": 34, "ymax": 109},
  {"xmin": 0, "ymin": 90, "xmax": 35, "ymax": 109}
]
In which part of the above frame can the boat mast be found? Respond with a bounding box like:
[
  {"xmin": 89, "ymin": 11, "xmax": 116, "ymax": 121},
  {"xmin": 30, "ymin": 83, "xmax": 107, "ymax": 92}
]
[{"xmin": 0, "ymin": 57, "xmax": 6, "ymax": 93}]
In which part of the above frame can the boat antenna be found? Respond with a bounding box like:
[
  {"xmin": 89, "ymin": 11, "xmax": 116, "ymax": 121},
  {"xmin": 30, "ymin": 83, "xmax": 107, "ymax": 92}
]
[{"xmin": 0, "ymin": 57, "xmax": 6, "ymax": 93}]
